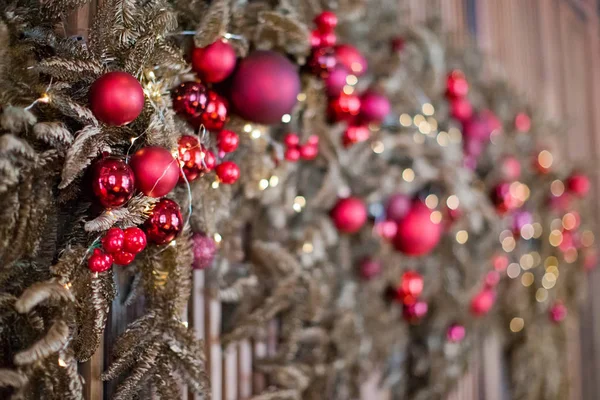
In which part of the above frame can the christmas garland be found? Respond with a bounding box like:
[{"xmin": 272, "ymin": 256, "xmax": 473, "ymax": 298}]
[{"xmin": 0, "ymin": 0, "xmax": 594, "ymax": 399}]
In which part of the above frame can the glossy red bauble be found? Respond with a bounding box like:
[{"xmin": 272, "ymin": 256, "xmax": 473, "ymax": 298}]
[
  {"xmin": 195, "ymin": 90, "xmax": 228, "ymax": 131},
  {"xmin": 396, "ymin": 270, "xmax": 424, "ymax": 305},
  {"xmin": 393, "ymin": 202, "xmax": 442, "ymax": 256},
  {"xmin": 330, "ymin": 197, "xmax": 368, "ymax": 234},
  {"xmin": 91, "ymin": 157, "xmax": 135, "ymax": 208},
  {"xmin": 329, "ymin": 93, "xmax": 361, "ymax": 122},
  {"xmin": 130, "ymin": 146, "xmax": 179, "ymax": 197},
  {"xmin": 359, "ymin": 90, "xmax": 391, "ymax": 124},
  {"xmin": 299, "ymin": 144, "xmax": 319, "ymax": 160},
  {"xmin": 450, "ymin": 97, "xmax": 473, "ymax": 121},
  {"xmin": 230, "ymin": 51, "xmax": 301, "ymax": 124},
  {"xmin": 470, "ymin": 289, "xmax": 495, "ymax": 316},
  {"xmin": 342, "ymin": 125, "xmax": 370, "ymax": 147},
  {"xmin": 172, "ymin": 81, "xmax": 208, "ymax": 121},
  {"xmin": 123, "ymin": 227, "xmax": 147, "ymax": 254},
  {"xmin": 359, "ymin": 257, "xmax": 381, "ymax": 280},
  {"xmin": 325, "ymin": 66, "xmax": 350, "ymax": 97},
  {"xmin": 308, "ymin": 47, "xmax": 338, "ymax": 78},
  {"xmin": 144, "ymin": 198, "xmax": 183, "ymax": 245},
  {"xmin": 566, "ymin": 173, "xmax": 590, "ymax": 197},
  {"xmin": 177, "ymin": 135, "xmax": 215, "ymax": 182},
  {"xmin": 88, "ymin": 248, "xmax": 113, "ymax": 273},
  {"xmin": 102, "ymin": 227, "xmax": 125, "ymax": 254},
  {"xmin": 334, "ymin": 44, "xmax": 368, "ymax": 77},
  {"xmin": 446, "ymin": 70, "xmax": 469, "ymax": 98},
  {"xmin": 191, "ymin": 40, "xmax": 237, "ymax": 83},
  {"xmin": 217, "ymin": 130, "xmax": 239, "ymax": 153},
  {"xmin": 89, "ymin": 71, "xmax": 144, "ymax": 126},
  {"xmin": 314, "ymin": 11, "xmax": 338, "ymax": 32},
  {"xmin": 385, "ymin": 193, "xmax": 411, "ymax": 222},
  {"xmin": 216, "ymin": 161, "xmax": 240, "ymax": 184},
  {"xmin": 113, "ymin": 251, "xmax": 136, "ymax": 266}
]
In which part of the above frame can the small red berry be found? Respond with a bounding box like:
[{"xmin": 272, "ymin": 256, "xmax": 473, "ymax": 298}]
[
  {"xmin": 88, "ymin": 248, "xmax": 113, "ymax": 273},
  {"xmin": 284, "ymin": 133, "xmax": 300, "ymax": 148},
  {"xmin": 217, "ymin": 130, "xmax": 239, "ymax": 153},
  {"xmin": 216, "ymin": 161, "xmax": 240, "ymax": 184},
  {"xmin": 285, "ymin": 147, "xmax": 301, "ymax": 162},
  {"xmin": 123, "ymin": 227, "xmax": 147, "ymax": 254},
  {"xmin": 314, "ymin": 11, "xmax": 338, "ymax": 32},
  {"xmin": 113, "ymin": 251, "xmax": 136, "ymax": 266},
  {"xmin": 310, "ymin": 30, "xmax": 322, "ymax": 48},
  {"xmin": 319, "ymin": 31, "xmax": 337, "ymax": 47},
  {"xmin": 299, "ymin": 144, "xmax": 319, "ymax": 160},
  {"xmin": 102, "ymin": 227, "xmax": 124, "ymax": 254}
]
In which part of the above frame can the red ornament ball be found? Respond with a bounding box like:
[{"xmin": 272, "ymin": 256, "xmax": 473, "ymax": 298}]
[
  {"xmin": 396, "ymin": 270, "xmax": 424, "ymax": 305},
  {"xmin": 285, "ymin": 147, "xmax": 301, "ymax": 162},
  {"xmin": 385, "ymin": 193, "xmax": 411, "ymax": 222},
  {"xmin": 191, "ymin": 40, "xmax": 237, "ymax": 83},
  {"xmin": 329, "ymin": 93, "xmax": 361, "ymax": 122},
  {"xmin": 446, "ymin": 70, "xmax": 469, "ymax": 98},
  {"xmin": 88, "ymin": 248, "xmax": 113, "ymax": 273},
  {"xmin": 192, "ymin": 232, "xmax": 217, "ymax": 270},
  {"xmin": 359, "ymin": 90, "xmax": 391, "ymax": 124},
  {"xmin": 470, "ymin": 289, "xmax": 495, "ymax": 316},
  {"xmin": 403, "ymin": 301, "xmax": 428, "ymax": 323},
  {"xmin": 342, "ymin": 125, "xmax": 370, "ymax": 147},
  {"xmin": 358, "ymin": 257, "xmax": 381, "ymax": 280},
  {"xmin": 102, "ymin": 227, "xmax": 125, "ymax": 254},
  {"xmin": 330, "ymin": 197, "xmax": 367, "ymax": 234},
  {"xmin": 216, "ymin": 161, "xmax": 240, "ymax": 184},
  {"xmin": 450, "ymin": 97, "xmax": 473, "ymax": 121},
  {"xmin": 195, "ymin": 90, "xmax": 228, "ymax": 131},
  {"xmin": 325, "ymin": 66, "xmax": 350, "ymax": 97},
  {"xmin": 314, "ymin": 11, "xmax": 338, "ymax": 32},
  {"xmin": 123, "ymin": 227, "xmax": 147, "ymax": 254},
  {"xmin": 113, "ymin": 250, "xmax": 135, "ymax": 266},
  {"xmin": 566, "ymin": 173, "xmax": 590, "ymax": 197},
  {"xmin": 549, "ymin": 301, "xmax": 567, "ymax": 323},
  {"xmin": 334, "ymin": 44, "xmax": 368, "ymax": 76},
  {"xmin": 393, "ymin": 202, "xmax": 442, "ymax": 256},
  {"xmin": 130, "ymin": 146, "xmax": 179, "ymax": 197},
  {"xmin": 172, "ymin": 81, "xmax": 208, "ymax": 121},
  {"xmin": 299, "ymin": 144, "xmax": 318, "ymax": 160},
  {"xmin": 91, "ymin": 157, "xmax": 135, "ymax": 208},
  {"xmin": 177, "ymin": 135, "xmax": 215, "ymax": 182},
  {"xmin": 308, "ymin": 47, "xmax": 338, "ymax": 78},
  {"xmin": 217, "ymin": 130, "xmax": 239, "ymax": 153},
  {"xmin": 144, "ymin": 198, "xmax": 183, "ymax": 245},
  {"xmin": 230, "ymin": 51, "xmax": 301, "ymax": 124},
  {"xmin": 284, "ymin": 133, "xmax": 300, "ymax": 148},
  {"xmin": 89, "ymin": 71, "xmax": 144, "ymax": 126}
]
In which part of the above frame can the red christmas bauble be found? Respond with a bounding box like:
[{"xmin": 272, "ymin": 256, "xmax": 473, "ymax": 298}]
[
  {"xmin": 88, "ymin": 248, "xmax": 113, "ymax": 273},
  {"xmin": 308, "ymin": 47, "xmax": 338, "ymax": 78},
  {"xmin": 450, "ymin": 97, "xmax": 473, "ymax": 121},
  {"xmin": 329, "ymin": 93, "xmax": 361, "ymax": 122},
  {"xmin": 230, "ymin": 51, "xmax": 301, "ymax": 124},
  {"xmin": 325, "ymin": 66, "xmax": 350, "ymax": 97},
  {"xmin": 358, "ymin": 257, "xmax": 381, "ymax": 280},
  {"xmin": 359, "ymin": 90, "xmax": 390, "ymax": 124},
  {"xmin": 446, "ymin": 70, "xmax": 469, "ymax": 98},
  {"xmin": 172, "ymin": 81, "xmax": 208, "ymax": 121},
  {"xmin": 144, "ymin": 198, "xmax": 183, "ymax": 245},
  {"xmin": 500, "ymin": 156, "xmax": 521, "ymax": 180},
  {"xmin": 113, "ymin": 251, "xmax": 135, "ymax": 266},
  {"xmin": 191, "ymin": 40, "xmax": 237, "ymax": 83},
  {"xmin": 192, "ymin": 232, "xmax": 217, "ymax": 270},
  {"xmin": 396, "ymin": 270, "xmax": 424, "ymax": 305},
  {"xmin": 385, "ymin": 193, "xmax": 411, "ymax": 222},
  {"xmin": 342, "ymin": 125, "xmax": 370, "ymax": 147},
  {"xmin": 130, "ymin": 146, "xmax": 179, "ymax": 197},
  {"xmin": 314, "ymin": 11, "xmax": 338, "ymax": 32},
  {"xmin": 102, "ymin": 227, "xmax": 125, "ymax": 254},
  {"xmin": 89, "ymin": 71, "xmax": 144, "ymax": 126},
  {"xmin": 470, "ymin": 289, "xmax": 495, "ymax": 316},
  {"xmin": 177, "ymin": 135, "xmax": 215, "ymax": 182},
  {"xmin": 216, "ymin": 161, "xmax": 240, "ymax": 184},
  {"xmin": 299, "ymin": 144, "xmax": 318, "ymax": 160},
  {"xmin": 334, "ymin": 44, "xmax": 368, "ymax": 77},
  {"xmin": 402, "ymin": 301, "xmax": 428, "ymax": 323},
  {"xmin": 285, "ymin": 147, "xmax": 301, "ymax": 162},
  {"xmin": 549, "ymin": 302, "xmax": 567, "ymax": 323},
  {"xmin": 330, "ymin": 197, "xmax": 367, "ymax": 233},
  {"xmin": 566, "ymin": 173, "xmax": 590, "ymax": 197},
  {"xmin": 217, "ymin": 130, "xmax": 239, "ymax": 153},
  {"xmin": 195, "ymin": 90, "xmax": 228, "ymax": 131},
  {"xmin": 393, "ymin": 202, "xmax": 442, "ymax": 256},
  {"xmin": 123, "ymin": 227, "xmax": 147, "ymax": 254},
  {"xmin": 91, "ymin": 157, "xmax": 135, "ymax": 208},
  {"xmin": 284, "ymin": 133, "xmax": 300, "ymax": 148}
]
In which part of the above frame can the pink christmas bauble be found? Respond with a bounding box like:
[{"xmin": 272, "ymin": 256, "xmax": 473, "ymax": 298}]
[
  {"xmin": 446, "ymin": 323, "xmax": 466, "ymax": 343},
  {"xmin": 130, "ymin": 146, "xmax": 179, "ymax": 197},
  {"xmin": 191, "ymin": 40, "xmax": 237, "ymax": 83},
  {"xmin": 330, "ymin": 197, "xmax": 367, "ymax": 234},
  {"xmin": 359, "ymin": 90, "xmax": 390, "ymax": 124},
  {"xmin": 325, "ymin": 66, "xmax": 350, "ymax": 97},
  {"xmin": 549, "ymin": 302, "xmax": 567, "ymax": 323},
  {"xmin": 192, "ymin": 232, "xmax": 217, "ymax": 270},
  {"xmin": 393, "ymin": 202, "xmax": 442, "ymax": 256},
  {"xmin": 334, "ymin": 44, "xmax": 368, "ymax": 77},
  {"xmin": 229, "ymin": 51, "xmax": 300, "ymax": 124},
  {"xmin": 89, "ymin": 71, "xmax": 144, "ymax": 126}
]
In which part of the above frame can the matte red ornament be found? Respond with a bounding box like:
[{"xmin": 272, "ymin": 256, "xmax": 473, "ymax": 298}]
[
  {"xmin": 172, "ymin": 81, "xmax": 208, "ymax": 121},
  {"xmin": 470, "ymin": 289, "xmax": 495, "ymax": 316},
  {"xmin": 88, "ymin": 248, "xmax": 113, "ymax": 273},
  {"xmin": 192, "ymin": 232, "xmax": 217, "ymax": 270},
  {"xmin": 358, "ymin": 257, "xmax": 381, "ymax": 280},
  {"xmin": 130, "ymin": 146, "xmax": 179, "ymax": 197},
  {"xmin": 566, "ymin": 173, "xmax": 590, "ymax": 197},
  {"xmin": 299, "ymin": 144, "xmax": 318, "ymax": 160},
  {"xmin": 195, "ymin": 90, "xmax": 228, "ymax": 131},
  {"xmin": 191, "ymin": 40, "xmax": 237, "ymax": 83},
  {"xmin": 314, "ymin": 11, "xmax": 338, "ymax": 32},
  {"xmin": 393, "ymin": 202, "xmax": 442, "ymax": 256},
  {"xmin": 500, "ymin": 156, "xmax": 521, "ymax": 180},
  {"xmin": 91, "ymin": 157, "xmax": 135, "ymax": 208},
  {"xmin": 329, "ymin": 93, "xmax": 361, "ymax": 122},
  {"xmin": 396, "ymin": 270, "xmax": 424, "ymax": 305},
  {"xmin": 216, "ymin": 161, "xmax": 240, "ymax": 184},
  {"xmin": 334, "ymin": 44, "xmax": 368, "ymax": 76},
  {"xmin": 102, "ymin": 227, "xmax": 125, "ymax": 254},
  {"xmin": 446, "ymin": 70, "xmax": 469, "ymax": 98},
  {"xmin": 230, "ymin": 51, "xmax": 301, "ymax": 124},
  {"xmin": 285, "ymin": 147, "xmax": 301, "ymax": 162},
  {"xmin": 216, "ymin": 130, "xmax": 239, "ymax": 153},
  {"xmin": 177, "ymin": 135, "xmax": 215, "ymax": 182},
  {"xmin": 144, "ymin": 198, "xmax": 183, "ymax": 245},
  {"xmin": 330, "ymin": 197, "xmax": 367, "ymax": 234},
  {"xmin": 325, "ymin": 66, "xmax": 350, "ymax": 97},
  {"xmin": 385, "ymin": 193, "xmax": 411, "ymax": 222},
  {"xmin": 89, "ymin": 71, "xmax": 144, "ymax": 126},
  {"xmin": 402, "ymin": 301, "xmax": 428, "ymax": 323},
  {"xmin": 284, "ymin": 133, "xmax": 300, "ymax": 148},
  {"xmin": 123, "ymin": 227, "xmax": 147, "ymax": 254},
  {"xmin": 514, "ymin": 112, "xmax": 531, "ymax": 132},
  {"xmin": 342, "ymin": 125, "xmax": 370, "ymax": 147},
  {"xmin": 113, "ymin": 251, "xmax": 135, "ymax": 266},
  {"xmin": 359, "ymin": 90, "xmax": 390, "ymax": 124},
  {"xmin": 549, "ymin": 301, "xmax": 567, "ymax": 323},
  {"xmin": 449, "ymin": 97, "xmax": 473, "ymax": 121},
  {"xmin": 308, "ymin": 47, "xmax": 338, "ymax": 78}
]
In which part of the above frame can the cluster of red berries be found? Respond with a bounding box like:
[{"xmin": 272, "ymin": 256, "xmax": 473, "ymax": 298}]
[
  {"xmin": 283, "ymin": 133, "xmax": 319, "ymax": 162},
  {"xmin": 88, "ymin": 227, "xmax": 147, "ymax": 272},
  {"xmin": 177, "ymin": 133, "xmax": 240, "ymax": 185}
]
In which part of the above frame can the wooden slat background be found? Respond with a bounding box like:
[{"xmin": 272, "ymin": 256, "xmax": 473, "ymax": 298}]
[{"xmin": 65, "ymin": 1, "xmax": 600, "ymax": 399}]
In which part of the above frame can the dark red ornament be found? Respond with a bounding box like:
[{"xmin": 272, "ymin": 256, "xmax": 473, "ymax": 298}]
[
  {"xmin": 195, "ymin": 90, "xmax": 228, "ymax": 131},
  {"xmin": 144, "ymin": 198, "xmax": 183, "ymax": 245},
  {"xmin": 334, "ymin": 44, "xmax": 368, "ymax": 77},
  {"xmin": 91, "ymin": 157, "xmax": 135, "ymax": 208},
  {"xmin": 325, "ymin": 66, "xmax": 350, "ymax": 97},
  {"xmin": 191, "ymin": 40, "xmax": 237, "ymax": 83},
  {"xmin": 329, "ymin": 93, "xmax": 361, "ymax": 122},
  {"xmin": 130, "ymin": 146, "xmax": 179, "ymax": 197},
  {"xmin": 449, "ymin": 97, "xmax": 473, "ymax": 121},
  {"xmin": 172, "ymin": 81, "xmax": 208, "ymax": 121},
  {"xmin": 396, "ymin": 270, "xmax": 424, "ymax": 305},
  {"xmin": 217, "ymin": 130, "xmax": 239, "ymax": 153},
  {"xmin": 402, "ymin": 301, "xmax": 428, "ymax": 323},
  {"xmin": 192, "ymin": 232, "xmax": 217, "ymax": 270},
  {"xmin": 299, "ymin": 144, "xmax": 318, "ymax": 160},
  {"xmin": 102, "ymin": 227, "xmax": 125, "ymax": 254},
  {"xmin": 88, "ymin": 248, "xmax": 113, "ymax": 273},
  {"xmin": 216, "ymin": 161, "xmax": 240, "ymax": 184},
  {"xmin": 359, "ymin": 90, "xmax": 390, "ymax": 124},
  {"xmin": 123, "ymin": 227, "xmax": 147, "ymax": 254},
  {"xmin": 330, "ymin": 197, "xmax": 367, "ymax": 234},
  {"xmin": 393, "ymin": 202, "xmax": 442, "ymax": 256},
  {"xmin": 177, "ymin": 135, "xmax": 215, "ymax": 182},
  {"xmin": 89, "ymin": 71, "xmax": 144, "ymax": 126},
  {"xmin": 385, "ymin": 193, "xmax": 411, "ymax": 222},
  {"xmin": 446, "ymin": 70, "xmax": 469, "ymax": 98},
  {"xmin": 358, "ymin": 257, "xmax": 381, "ymax": 280},
  {"xmin": 314, "ymin": 11, "xmax": 338, "ymax": 32},
  {"xmin": 470, "ymin": 289, "xmax": 495, "ymax": 316},
  {"xmin": 342, "ymin": 125, "xmax": 370, "ymax": 147},
  {"xmin": 230, "ymin": 51, "xmax": 301, "ymax": 124},
  {"xmin": 285, "ymin": 147, "xmax": 301, "ymax": 162},
  {"xmin": 308, "ymin": 47, "xmax": 338, "ymax": 78},
  {"xmin": 113, "ymin": 251, "xmax": 135, "ymax": 266},
  {"xmin": 566, "ymin": 173, "xmax": 590, "ymax": 197}
]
